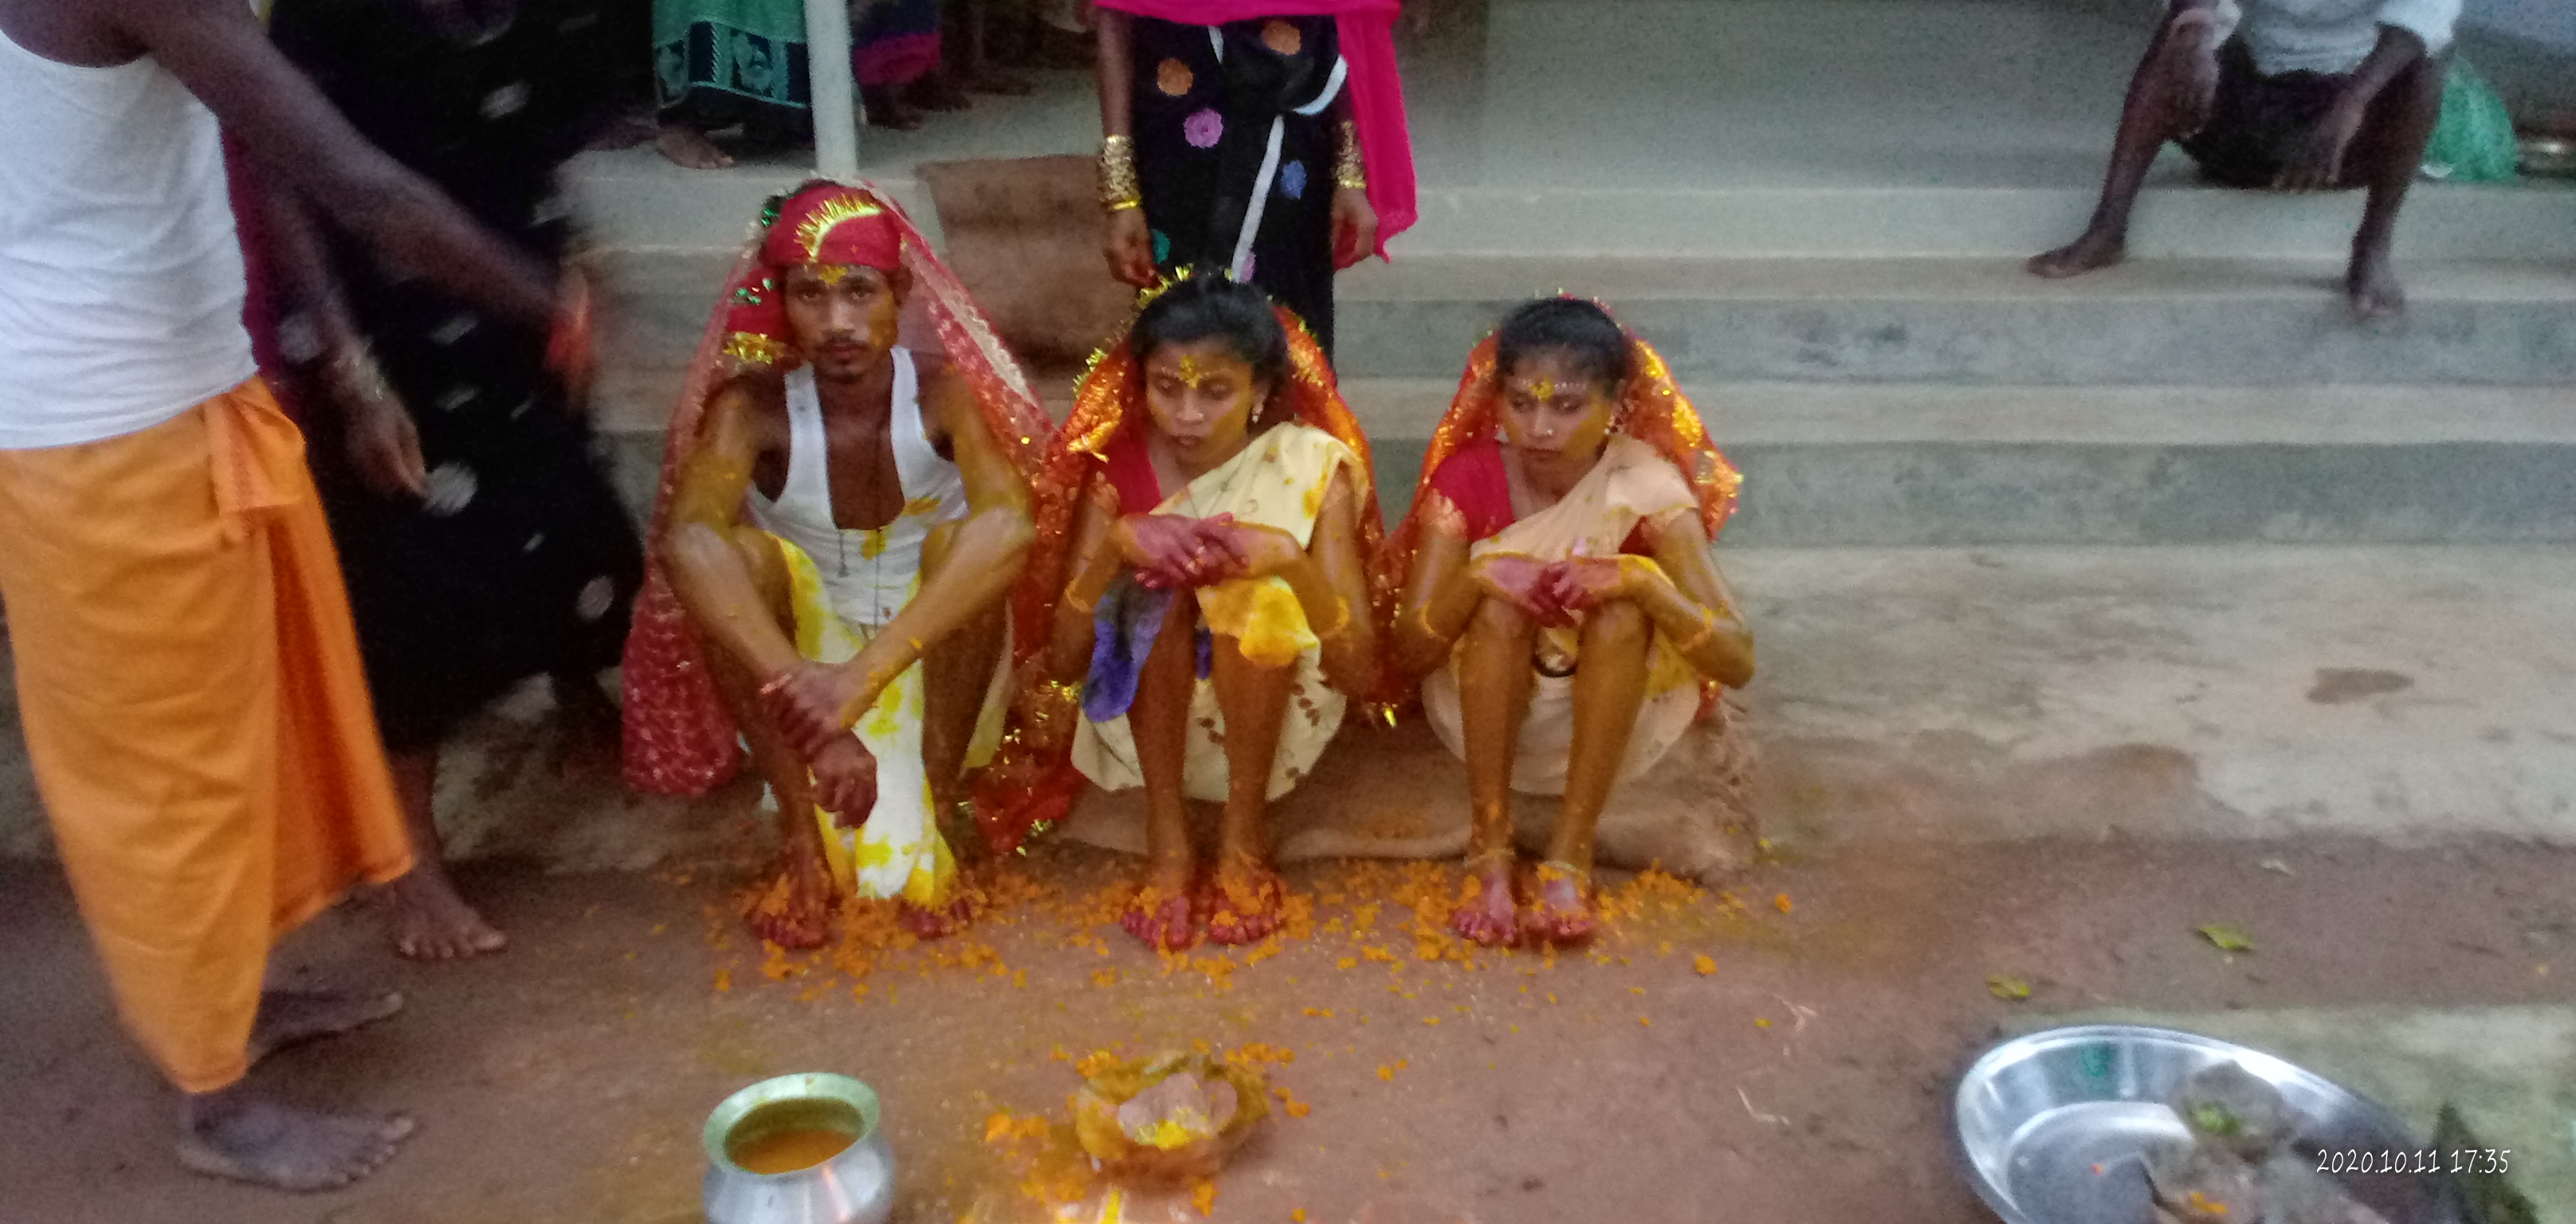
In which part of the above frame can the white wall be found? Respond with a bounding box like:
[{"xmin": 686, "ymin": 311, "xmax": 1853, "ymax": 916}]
[{"xmin": 2464, "ymin": 0, "xmax": 2576, "ymax": 50}]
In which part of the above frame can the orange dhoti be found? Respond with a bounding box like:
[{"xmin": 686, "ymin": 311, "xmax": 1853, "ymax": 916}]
[{"xmin": 0, "ymin": 381, "xmax": 412, "ymax": 1093}]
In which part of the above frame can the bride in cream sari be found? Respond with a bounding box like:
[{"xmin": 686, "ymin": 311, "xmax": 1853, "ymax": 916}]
[{"xmin": 1384, "ymin": 297, "xmax": 1754, "ymax": 947}]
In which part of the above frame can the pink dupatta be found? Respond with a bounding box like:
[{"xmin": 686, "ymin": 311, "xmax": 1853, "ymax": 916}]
[{"xmin": 1093, "ymin": 0, "xmax": 1416, "ymax": 254}]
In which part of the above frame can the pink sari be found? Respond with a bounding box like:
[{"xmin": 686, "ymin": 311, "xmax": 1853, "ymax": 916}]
[{"xmin": 1094, "ymin": 0, "xmax": 1416, "ymax": 254}]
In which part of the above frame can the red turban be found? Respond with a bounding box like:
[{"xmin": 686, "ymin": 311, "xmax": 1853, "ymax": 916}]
[{"xmin": 720, "ymin": 182, "xmax": 908, "ymax": 366}]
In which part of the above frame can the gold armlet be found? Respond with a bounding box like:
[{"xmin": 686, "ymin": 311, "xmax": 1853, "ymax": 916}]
[
  {"xmin": 1333, "ymin": 119, "xmax": 1367, "ymax": 191},
  {"xmin": 1098, "ymin": 135, "xmax": 1143, "ymax": 212},
  {"xmin": 1672, "ymin": 606, "xmax": 1720, "ymax": 653},
  {"xmin": 1311, "ymin": 597, "xmax": 1353, "ymax": 640}
]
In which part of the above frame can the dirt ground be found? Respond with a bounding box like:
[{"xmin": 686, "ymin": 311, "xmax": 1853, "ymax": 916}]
[{"xmin": 0, "ymin": 833, "xmax": 2565, "ymax": 1224}]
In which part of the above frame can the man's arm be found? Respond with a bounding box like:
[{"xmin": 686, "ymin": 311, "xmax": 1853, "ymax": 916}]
[
  {"xmin": 113, "ymin": 0, "xmax": 560, "ymax": 328},
  {"xmin": 661, "ymin": 383, "xmax": 803, "ymax": 682}
]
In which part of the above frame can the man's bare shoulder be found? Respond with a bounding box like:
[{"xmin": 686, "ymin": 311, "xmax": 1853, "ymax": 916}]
[
  {"xmin": 705, "ymin": 367, "xmax": 792, "ymax": 445},
  {"xmin": 0, "ymin": 0, "xmax": 135, "ymax": 65}
]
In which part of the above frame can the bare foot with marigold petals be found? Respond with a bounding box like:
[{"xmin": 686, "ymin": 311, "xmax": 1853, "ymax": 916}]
[
  {"xmin": 1451, "ymin": 855, "xmax": 1520, "ymax": 947},
  {"xmin": 1204, "ymin": 857, "xmax": 1286, "ymax": 945},
  {"xmin": 1522, "ymin": 861, "xmax": 1597, "ymax": 945},
  {"xmin": 1121, "ymin": 886, "xmax": 1199, "ymax": 951},
  {"xmin": 748, "ymin": 853, "xmax": 835, "ymax": 949},
  {"xmin": 900, "ymin": 896, "xmax": 974, "ymax": 940}
]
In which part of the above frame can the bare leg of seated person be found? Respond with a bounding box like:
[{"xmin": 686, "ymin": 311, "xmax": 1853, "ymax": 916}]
[
  {"xmin": 704, "ymin": 527, "xmax": 839, "ymax": 950},
  {"xmin": 2343, "ymin": 55, "xmax": 2444, "ymax": 320},
  {"xmin": 909, "ymin": 522, "xmax": 1009, "ymax": 938},
  {"xmin": 2031, "ymin": 12, "xmax": 2215, "ymax": 279},
  {"xmin": 1204, "ymin": 632, "xmax": 1296, "ymax": 945},
  {"xmin": 1526, "ymin": 600, "xmax": 1654, "ymax": 946},
  {"xmin": 379, "ymin": 746, "xmax": 508, "ymax": 961},
  {"xmin": 1451, "ymin": 596, "xmax": 1536, "ymax": 947},
  {"xmin": 1123, "ymin": 604, "xmax": 1203, "ymax": 951}
]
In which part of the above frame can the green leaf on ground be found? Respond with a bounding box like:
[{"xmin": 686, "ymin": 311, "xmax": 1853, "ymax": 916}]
[
  {"xmin": 2197, "ymin": 924, "xmax": 2255, "ymax": 952},
  {"xmin": 1987, "ymin": 975, "xmax": 2032, "ymax": 1001}
]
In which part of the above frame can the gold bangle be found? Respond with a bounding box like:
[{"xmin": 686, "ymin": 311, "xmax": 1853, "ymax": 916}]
[
  {"xmin": 1310, "ymin": 597, "xmax": 1352, "ymax": 640},
  {"xmin": 1098, "ymin": 135, "xmax": 1142, "ymax": 211},
  {"xmin": 1333, "ymin": 119, "xmax": 1367, "ymax": 192},
  {"xmin": 1672, "ymin": 606, "xmax": 1719, "ymax": 653},
  {"xmin": 1066, "ymin": 584, "xmax": 1101, "ymax": 616}
]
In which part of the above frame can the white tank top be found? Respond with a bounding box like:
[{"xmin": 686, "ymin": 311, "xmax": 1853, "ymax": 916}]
[
  {"xmin": 747, "ymin": 350, "xmax": 969, "ymax": 630},
  {"xmin": 0, "ymin": 23, "xmax": 257, "ymax": 449}
]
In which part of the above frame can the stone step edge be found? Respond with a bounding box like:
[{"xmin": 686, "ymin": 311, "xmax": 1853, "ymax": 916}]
[{"xmin": 588, "ymin": 378, "xmax": 2576, "ymax": 446}]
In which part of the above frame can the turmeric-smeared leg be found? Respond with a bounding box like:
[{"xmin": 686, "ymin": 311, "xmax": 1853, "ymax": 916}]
[
  {"xmin": 1529, "ymin": 599, "xmax": 1652, "ymax": 945},
  {"xmin": 1206, "ymin": 631, "xmax": 1294, "ymax": 944},
  {"xmin": 1452, "ymin": 596, "xmax": 1537, "ymax": 946},
  {"xmin": 908, "ymin": 522, "xmax": 1009, "ymax": 937},
  {"xmin": 701, "ymin": 527, "xmax": 837, "ymax": 949},
  {"xmin": 1122, "ymin": 602, "xmax": 1203, "ymax": 951}
]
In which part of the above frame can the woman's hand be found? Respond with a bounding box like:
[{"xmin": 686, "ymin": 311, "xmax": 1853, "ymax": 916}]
[
  {"xmin": 1546, "ymin": 556, "xmax": 1645, "ymax": 613},
  {"xmin": 1204, "ymin": 520, "xmax": 1306, "ymax": 582},
  {"xmin": 1104, "ymin": 206, "xmax": 1158, "ymax": 288},
  {"xmin": 326, "ymin": 346, "xmax": 428, "ymax": 499},
  {"xmin": 1329, "ymin": 186, "xmax": 1377, "ymax": 270},
  {"xmin": 1116, "ymin": 513, "xmax": 1243, "ymax": 589},
  {"xmin": 341, "ymin": 390, "xmax": 428, "ymax": 500},
  {"xmin": 544, "ymin": 267, "xmax": 598, "ymax": 407},
  {"xmin": 1471, "ymin": 552, "xmax": 1573, "ymax": 626}
]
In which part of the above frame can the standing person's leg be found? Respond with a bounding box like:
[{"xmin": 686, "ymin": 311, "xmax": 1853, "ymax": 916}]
[
  {"xmin": 0, "ymin": 396, "xmax": 417, "ymax": 1190},
  {"xmin": 379, "ymin": 743, "xmax": 507, "ymax": 960},
  {"xmin": 1526, "ymin": 602, "xmax": 1654, "ymax": 944},
  {"xmin": 1450, "ymin": 597, "xmax": 1535, "ymax": 946},
  {"xmin": 2030, "ymin": 10, "xmax": 2223, "ymax": 278},
  {"xmin": 1204, "ymin": 631, "xmax": 1296, "ymax": 944},
  {"xmin": 697, "ymin": 528, "xmax": 841, "ymax": 949},
  {"xmin": 2342, "ymin": 54, "xmax": 2446, "ymax": 319},
  {"xmin": 1121, "ymin": 602, "xmax": 1202, "ymax": 949},
  {"xmin": 954, "ymin": 0, "xmax": 1034, "ymax": 94}
]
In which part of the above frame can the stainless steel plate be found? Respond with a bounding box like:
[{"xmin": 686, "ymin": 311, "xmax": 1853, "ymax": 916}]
[{"xmin": 1954, "ymin": 1025, "xmax": 2450, "ymax": 1224}]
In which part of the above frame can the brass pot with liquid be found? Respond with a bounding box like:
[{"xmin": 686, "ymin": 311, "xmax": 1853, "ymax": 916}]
[{"xmin": 701, "ymin": 1073, "xmax": 896, "ymax": 1224}]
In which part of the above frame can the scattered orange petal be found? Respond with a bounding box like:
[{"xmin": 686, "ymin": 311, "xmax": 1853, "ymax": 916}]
[
  {"xmin": 1773, "ymin": 892, "xmax": 1794, "ymax": 913},
  {"xmin": 1694, "ymin": 955, "xmax": 1717, "ymax": 975}
]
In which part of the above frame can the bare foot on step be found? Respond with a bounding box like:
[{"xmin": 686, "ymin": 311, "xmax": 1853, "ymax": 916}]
[
  {"xmin": 179, "ymin": 1088, "xmax": 414, "ymax": 1192},
  {"xmin": 655, "ymin": 124, "xmax": 733, "ymax": 170},
  {"xmin": 249, "ymin": 989, "xmax": 404, "ymax": 1067},
  {"xmin": 2346, "ymin": 242, "xmax": 2405, "ymax": 320},
  {"xmin": 2028, "ymin": 229, "xmax": 2126, "ymax": 279},
  {"xmin": 383, "ymin": 868, "xmax": 507, "ymax": 961}
]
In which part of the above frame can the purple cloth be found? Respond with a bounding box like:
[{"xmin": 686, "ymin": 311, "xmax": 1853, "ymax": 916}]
[{"xmin": 1082, "ymin": 578, "xmax": 1211, "ymax": 722}]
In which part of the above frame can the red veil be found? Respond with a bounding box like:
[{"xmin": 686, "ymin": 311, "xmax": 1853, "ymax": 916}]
[
  {"xmin": 971, "ymin": 277, "xmax": 1392, "ymax": 853},
  {"xmin": 1375, "ymin": 305, "xmax": 1743, "ymax": 700},
  {"xmin": 618, "ymin": 180, "xmax": 1055, "ymax": 797}
]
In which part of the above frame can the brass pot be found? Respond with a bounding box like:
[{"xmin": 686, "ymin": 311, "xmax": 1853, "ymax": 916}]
[{"xmin": 701, "ymin": 1073, "xmax": 897, "ymax": 1224}]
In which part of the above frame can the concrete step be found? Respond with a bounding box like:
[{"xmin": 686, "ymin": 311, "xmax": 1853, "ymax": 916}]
[
  {"xmin": 592, "ymin": 252, "xmax": 2576, "ymax": 398},
  {"xmin": 591, "ymin": 379, "xmax": 2576, "ymax": 547},
  {"xmin": 1330, "ymin": 256, "xmax": 2576, "ymax": 386},
  {"xmin": 562, "ymin": 150, "xmax": 2576, "ymax": 265}
]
